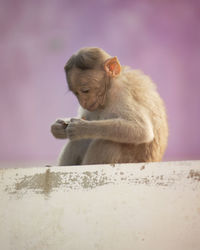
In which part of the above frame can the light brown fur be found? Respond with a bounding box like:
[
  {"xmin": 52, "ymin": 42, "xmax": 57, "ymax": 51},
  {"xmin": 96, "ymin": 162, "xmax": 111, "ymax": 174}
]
[{"xmin": 51, "ymin": 47, "xmax": 168, "ymax": 165}]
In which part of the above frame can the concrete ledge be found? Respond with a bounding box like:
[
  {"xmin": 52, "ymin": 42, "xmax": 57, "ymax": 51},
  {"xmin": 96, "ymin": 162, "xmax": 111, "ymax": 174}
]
[{"xmin": 0, "ymin": 161, "xmax": 200, "ymax": 250}]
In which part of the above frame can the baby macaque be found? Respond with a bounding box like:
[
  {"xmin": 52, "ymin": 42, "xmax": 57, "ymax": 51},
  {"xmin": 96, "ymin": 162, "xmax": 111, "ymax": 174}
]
[{"xmin": 51, "ymin": 47, "xmax": 168, "ymax": 165}]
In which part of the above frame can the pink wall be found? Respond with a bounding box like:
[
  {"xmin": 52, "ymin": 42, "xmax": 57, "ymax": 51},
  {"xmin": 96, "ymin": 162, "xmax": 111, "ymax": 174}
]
[{"xmin": 0, "ymin": 0, "xmax": 200, "ymax": 165}]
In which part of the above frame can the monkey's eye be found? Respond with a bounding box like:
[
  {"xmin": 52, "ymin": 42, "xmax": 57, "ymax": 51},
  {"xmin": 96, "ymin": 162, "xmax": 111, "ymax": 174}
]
[{"xmin": 81, "ymin": 89, "xmax": 90, "ymax": 94}]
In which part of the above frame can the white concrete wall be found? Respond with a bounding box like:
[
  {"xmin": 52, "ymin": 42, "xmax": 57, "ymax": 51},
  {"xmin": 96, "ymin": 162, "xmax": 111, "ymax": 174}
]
[{"xmin": 0, "ymin": 161, "xmax": 200, "ymax": 250}]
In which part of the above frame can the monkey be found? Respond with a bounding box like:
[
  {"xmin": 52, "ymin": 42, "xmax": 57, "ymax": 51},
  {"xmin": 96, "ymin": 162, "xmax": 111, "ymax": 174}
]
[{"xmin": 51, "ymin": 47, "xmax": 168, "ymax": 166}]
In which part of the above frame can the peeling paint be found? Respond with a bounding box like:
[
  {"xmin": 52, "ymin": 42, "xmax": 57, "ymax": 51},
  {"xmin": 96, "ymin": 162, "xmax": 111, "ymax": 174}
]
[
  {"xmin": 110, "ymin": 163, "xmax": 116, "ymax": 167},
  {"xmin": 14, "ymin": 169, "xmax": 62, "ymax": 196},
  {"xmin": 188, "ymin": 170, "xmax": 200, "ymax": 181},
  {"xmin": 2, "ymin": 161, "xmax": 200, "ymax": 198},
  {"xmin": 5, "ymin": 169, "xmax": 112, "ymax": 196}
]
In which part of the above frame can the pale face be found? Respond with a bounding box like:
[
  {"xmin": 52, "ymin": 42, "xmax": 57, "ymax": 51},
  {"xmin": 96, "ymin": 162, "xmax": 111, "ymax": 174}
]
[{"xmin": 69, "ymin": 68, "xmax": 107, "ymax": 111}]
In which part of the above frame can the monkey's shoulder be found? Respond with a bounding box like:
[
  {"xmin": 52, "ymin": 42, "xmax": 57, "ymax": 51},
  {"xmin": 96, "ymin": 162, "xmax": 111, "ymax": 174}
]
[{"xmin": 120, "ymin": 68, "xmax": 157, "ymax": 93}]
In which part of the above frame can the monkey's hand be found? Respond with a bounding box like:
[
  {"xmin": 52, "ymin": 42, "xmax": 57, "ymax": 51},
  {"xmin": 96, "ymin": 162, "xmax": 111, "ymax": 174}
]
[
  {"xmin": 67, "ymin": 118, "xmax": 88, "ymax": 141},
  {"xmin": 51, "ymin": 119, "xmax": 70, "ymax": 139}
]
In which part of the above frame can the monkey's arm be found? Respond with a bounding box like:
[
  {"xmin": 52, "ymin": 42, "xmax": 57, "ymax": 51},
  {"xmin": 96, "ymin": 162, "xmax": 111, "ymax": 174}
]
[{"xmin": 67, "ymin": 116, "xmax": 154, "ymax": 144}]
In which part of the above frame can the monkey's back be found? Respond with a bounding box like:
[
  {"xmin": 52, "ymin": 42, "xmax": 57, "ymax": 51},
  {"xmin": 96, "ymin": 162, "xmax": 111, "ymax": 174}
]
[{"xmin": 123, "ymin": 69, "xmax": 168, "ymax": 162}]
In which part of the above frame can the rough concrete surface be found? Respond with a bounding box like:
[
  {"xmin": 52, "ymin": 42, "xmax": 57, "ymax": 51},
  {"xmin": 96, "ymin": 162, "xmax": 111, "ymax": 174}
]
[{"xmin": 0, "ymin": 161, "xmax": 200, "ymax": 250}]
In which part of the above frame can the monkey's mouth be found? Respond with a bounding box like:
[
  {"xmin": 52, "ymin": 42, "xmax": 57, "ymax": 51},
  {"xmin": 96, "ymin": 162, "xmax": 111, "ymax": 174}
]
[{"xmin": 87, "ymin": 102, "xmax": 98, "ymax": 111}]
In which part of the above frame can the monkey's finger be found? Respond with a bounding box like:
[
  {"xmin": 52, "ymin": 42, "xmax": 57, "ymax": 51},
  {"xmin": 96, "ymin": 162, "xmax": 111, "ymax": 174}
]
[
  {"xmin": 56, "ymin": 119, "xmax": 66, "ymax": 124},
  {"xmin": 51, "ymin": 125, "xmax": 67, "ymax": 136},
  {"xmin": 63, "ymin": 120, "xmax": 70, "ymax": 126},
  {"xmin": 51, "ymin": 127, "xmax": 67, "ymax": 139},
  {"xmin": 51, "ymin": 123, "xmax": 64, "ymax": 129},
  {"xmin": 70, "ymin": 118, "xmax": 80, "ymax": 123},
  {"xmin": 52, "ymin": 133, "xmax": 67, "ymax": 139},
  {"xmin": 55, "ymin": 121, "xmax": 68, "ymax": 129}
]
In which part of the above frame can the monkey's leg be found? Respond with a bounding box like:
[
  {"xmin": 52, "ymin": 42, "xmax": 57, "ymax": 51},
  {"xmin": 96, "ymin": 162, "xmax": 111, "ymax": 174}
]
[
  {"xmin": 82, "ymin": 140, "xmax": 122, "ymax": 165},
  {"xmin": 58, "ymin": 139, "xmax": 91, "ymax": 166}
]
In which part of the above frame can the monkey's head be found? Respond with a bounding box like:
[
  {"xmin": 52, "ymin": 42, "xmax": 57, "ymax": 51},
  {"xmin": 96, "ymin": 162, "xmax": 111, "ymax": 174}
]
[{"xmin": 64, "ymin": 47, "xmax": 121, "ymax": 111}]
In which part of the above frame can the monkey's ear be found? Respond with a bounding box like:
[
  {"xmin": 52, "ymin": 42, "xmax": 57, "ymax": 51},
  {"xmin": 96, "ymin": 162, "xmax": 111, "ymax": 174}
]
[{"xmin": 104, "ymin": 57, "xmax": 121, "ymax": 77}]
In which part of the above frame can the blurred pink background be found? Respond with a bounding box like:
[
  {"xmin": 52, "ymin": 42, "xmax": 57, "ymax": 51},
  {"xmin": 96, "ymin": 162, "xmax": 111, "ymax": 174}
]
[{"xmin": 0, "ymin": 0, "xmax": 200, "ymax": 166}]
